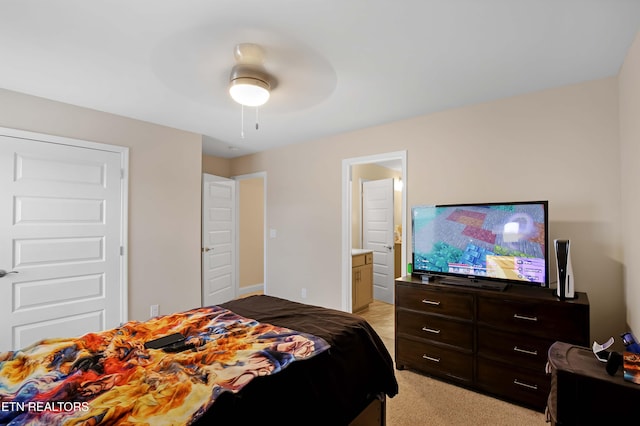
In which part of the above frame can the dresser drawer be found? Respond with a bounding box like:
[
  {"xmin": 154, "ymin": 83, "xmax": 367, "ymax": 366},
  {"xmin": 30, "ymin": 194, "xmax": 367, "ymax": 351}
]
[
  {"xmin": 396, "ymin": 337, "xmax": 473, "ymax": 383},
  {"xmin": 477, "ymin": 297, "xmax": 587, "ymax": 342},
  {"xmin": 476, "ymin": 357, "xmax": 550, "ymax": 410},
  {"xmin": 477, "ymin": 327, "xmax": 553, "ymax": 371},
  {"xmin": 397, "ymin": 310, "xmax": 473, "ymax": 350},
  {"xmin": 396, "ymin": 285, "xmax": 473, "ymax": 320}
]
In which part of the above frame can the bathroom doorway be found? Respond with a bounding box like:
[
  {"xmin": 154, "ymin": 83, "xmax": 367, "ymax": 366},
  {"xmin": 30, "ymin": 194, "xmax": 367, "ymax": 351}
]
[{"xmin": 341, "ymin": 151, "xmax": 407, "ymax": 312}]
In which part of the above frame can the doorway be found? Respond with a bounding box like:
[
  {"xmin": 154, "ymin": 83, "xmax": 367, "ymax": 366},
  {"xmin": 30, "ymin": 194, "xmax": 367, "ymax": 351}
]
[
  {"xmin": 201, "ymin": 172, "xmax": 266, "ymax": 306},
  {"xmin": 234, "ymin": 172, "xmax": 266, "ymax": 297},
  {"xmin": 341, "ymin": 151, "xmax": 407, "ymax": 312}
]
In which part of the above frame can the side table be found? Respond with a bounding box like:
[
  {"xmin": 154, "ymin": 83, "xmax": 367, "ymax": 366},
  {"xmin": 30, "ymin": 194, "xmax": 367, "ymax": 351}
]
[{"xmin": 546, "ymin": 341, "xmax": 640, "ymax": 425}]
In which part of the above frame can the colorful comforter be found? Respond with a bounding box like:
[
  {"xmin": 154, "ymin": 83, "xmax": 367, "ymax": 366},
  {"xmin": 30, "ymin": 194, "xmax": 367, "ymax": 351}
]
[{"xmin": 0, "ymin": 305, "xmax": 330, "ymax": 425}]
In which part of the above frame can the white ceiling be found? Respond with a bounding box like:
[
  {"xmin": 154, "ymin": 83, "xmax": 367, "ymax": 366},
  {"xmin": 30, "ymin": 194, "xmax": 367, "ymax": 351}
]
[{"xmin": 1, "ymin": 1, "xmax": 639, "ymax": 158}]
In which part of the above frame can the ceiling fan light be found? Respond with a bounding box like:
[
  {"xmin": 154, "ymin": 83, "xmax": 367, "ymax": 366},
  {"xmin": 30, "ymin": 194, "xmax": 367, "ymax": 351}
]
[{"xmin": 229, "ymin": 77, "xmax": 270, "ymax": 107}]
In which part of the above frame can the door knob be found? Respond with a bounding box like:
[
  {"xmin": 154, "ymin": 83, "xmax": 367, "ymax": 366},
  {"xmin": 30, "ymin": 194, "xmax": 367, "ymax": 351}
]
[
  {"xmin": 202, "ymin": 247, "xmax": 214, "ymax": 253},
  {"xmin": 0, "ymin": 269, "xmax": 18, "ymax": 278},
  {"xmin": 384, "ymin": 244, "xmax": 393, "ymax": 250}
]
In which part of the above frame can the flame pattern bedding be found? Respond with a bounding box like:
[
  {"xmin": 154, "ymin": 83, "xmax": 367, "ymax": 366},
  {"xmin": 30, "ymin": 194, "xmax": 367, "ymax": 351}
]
[{"xmin": 0, "ymin": 305, "xmax": 330, "ymax": 425}]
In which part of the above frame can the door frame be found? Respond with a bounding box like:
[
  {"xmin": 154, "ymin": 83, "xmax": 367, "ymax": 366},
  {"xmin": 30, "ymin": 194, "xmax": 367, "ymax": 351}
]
[
  {"xmin": 341, "ymin": 150, "xmax": 407, "ymax": 312},
  {"xmin": 0, "ymin": 126, "xmax": 129, "ymax": 326},
  {"xmin": 232, "ymin": 171, "xmax": 267, "ymax": 296}
]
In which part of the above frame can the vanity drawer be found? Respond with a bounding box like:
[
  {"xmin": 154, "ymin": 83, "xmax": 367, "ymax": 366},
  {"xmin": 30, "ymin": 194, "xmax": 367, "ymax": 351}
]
[
  {"xmin": 352, "ymin": 252, "xmax": 372, "ymax": 267},
  {"xmin": 397, "ymin": 309, "xmax": 473, "ymax": 350},
  {"xmin": 396, "ymin": 337, "xmax": 473, "ymax": 384},
  {"xmin": 477, "ymin": 327, "xmax": 553, "ymax": 371},
  {"xmin": 396, "ymin": 285, "xmax": 473, "ymax": 320}
]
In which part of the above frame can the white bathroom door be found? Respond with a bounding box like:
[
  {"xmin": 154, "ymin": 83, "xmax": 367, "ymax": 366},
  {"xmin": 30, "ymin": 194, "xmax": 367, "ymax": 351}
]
[
  {"xmin": 363, "ymin": 178, "xmax": 395, "ymax": 304},
  {"xmin": 202, "ymin": 174, "xmax": 236, "ymax": 306},
  {"xmin": 0, "ymin": 129, "xmax": 127, "ymax": 352}
]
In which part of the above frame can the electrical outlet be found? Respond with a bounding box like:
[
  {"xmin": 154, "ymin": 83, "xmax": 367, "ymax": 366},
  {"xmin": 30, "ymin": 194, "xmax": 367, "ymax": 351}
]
[
  {"xmin": 150, "ymin": 304, "xmax": 159, "ymax": 318},
  {"xmin": 301, "ymin": 288, "xmax": 307, "ymax": 299}
]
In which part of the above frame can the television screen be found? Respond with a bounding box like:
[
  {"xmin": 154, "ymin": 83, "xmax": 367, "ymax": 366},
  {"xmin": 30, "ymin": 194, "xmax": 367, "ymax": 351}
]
[{"xmin": 411, "ymin": 201, "xmax": 548, "ymax": 287}]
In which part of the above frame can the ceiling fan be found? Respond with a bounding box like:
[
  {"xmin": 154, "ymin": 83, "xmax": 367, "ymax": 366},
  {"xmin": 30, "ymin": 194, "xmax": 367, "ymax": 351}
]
[{"xmin": 228, "ymin": 43, "xmax": 277, "ymax": 108}]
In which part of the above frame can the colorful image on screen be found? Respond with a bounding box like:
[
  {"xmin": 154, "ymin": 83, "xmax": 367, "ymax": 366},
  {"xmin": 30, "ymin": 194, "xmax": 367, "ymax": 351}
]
[{"xmin": 412, "ymin": 203, "xmax": 546, "ymax": 284}]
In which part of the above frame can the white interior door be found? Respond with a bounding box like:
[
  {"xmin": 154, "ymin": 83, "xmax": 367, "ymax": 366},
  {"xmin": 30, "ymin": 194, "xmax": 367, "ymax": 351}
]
[
  {"xmin": 0, "ymin": 129, "xmax": 127, "ymax": 352},
  {"xmin": 202, "ymin": 174, "xmax": 236, "ymax": 306},
  {"xmin": 362, "ymin": 178, "xmax": 395, "ymax": 304}
]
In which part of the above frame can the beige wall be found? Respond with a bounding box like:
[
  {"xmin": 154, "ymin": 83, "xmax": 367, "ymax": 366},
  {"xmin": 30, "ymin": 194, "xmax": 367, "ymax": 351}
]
[
  {"xmin": 202, "ymin": 154, "xmax": 231, "ymax": 177},
  {"xmin": 231, "ymin": 142, "xmax": 342, "ymax": 307},
  {"xmin": 0, "ymin": 89, "xmax": 203, "ymax": 322},
  {"xmin": 619, "ymin": 31, "xmax": 640, "ymax": 337},
  {"xmin": 239, "ymin": 177, "xmax": 265, "ymax": 288},
  {"xmin": 232, "ymin": 77, "xmax": 625, "ymax": 344}
]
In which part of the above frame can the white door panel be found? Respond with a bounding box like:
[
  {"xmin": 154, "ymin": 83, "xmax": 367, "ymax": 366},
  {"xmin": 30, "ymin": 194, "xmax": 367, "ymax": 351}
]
[
  {"xmin": 363, "ymin": 178, "xmax": 395, "ymax": 304},
  {"xmin": 15, "ymin": 237, "xmax": 105, "ymax": 267},
  {"xmin": 202, "ymin": 174, "xmax": 236, "ymax": 306},
  {"xmin": 0, "ymin": 130, "xmax": 126, "ymax": 352},
  {"xmin": 16, "ymin": 196, "xmax": 105, "ymax": 223},
  {"xmin": 13, "ymin": 273, "xmax": 105, "ymax": 310},
  {"xmin": 14, "ymin": 312, "xmax": 105, "ymax": 350}
]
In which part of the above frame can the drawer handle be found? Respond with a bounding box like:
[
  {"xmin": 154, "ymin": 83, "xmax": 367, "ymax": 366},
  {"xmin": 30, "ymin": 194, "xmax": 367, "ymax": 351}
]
[
  {"xmin": 513, "ymin": 379, "xmax": 538, "ymax": 390},
  {"xmin": 423, "ymin": 354, "xmax": 440, "ymax": 363},
  {"xmin": 422, "ymin": 327, "xmax": 441, "ymax": 334},
  {"xmin": 513, "ymin": 346, "xmax": 538, "ymax": 356},
  {"xmin": 422, "ymin": 299, "xmax": 441, "ymax": 306},
  {"xmin": 513, "ymin": 314, "xmax": 538, "ymax": 322}
]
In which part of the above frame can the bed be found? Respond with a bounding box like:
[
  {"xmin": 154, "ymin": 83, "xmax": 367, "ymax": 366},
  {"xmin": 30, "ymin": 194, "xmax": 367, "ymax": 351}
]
[{"xmin": 0, "ymin": 295, "xmax": 398, "ymax": 425}]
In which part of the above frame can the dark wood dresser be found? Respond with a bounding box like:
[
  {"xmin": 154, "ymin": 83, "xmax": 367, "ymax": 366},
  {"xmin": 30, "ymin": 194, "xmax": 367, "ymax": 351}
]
[{"xmin": 395, "ymin": 276, "xmax": 590, "ymax": 411}]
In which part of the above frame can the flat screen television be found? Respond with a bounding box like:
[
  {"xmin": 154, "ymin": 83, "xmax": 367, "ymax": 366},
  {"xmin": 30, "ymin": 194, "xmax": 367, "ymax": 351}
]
[{"xmin": 411, "ymin": 201, "xmax": 549, "ymax": 290}]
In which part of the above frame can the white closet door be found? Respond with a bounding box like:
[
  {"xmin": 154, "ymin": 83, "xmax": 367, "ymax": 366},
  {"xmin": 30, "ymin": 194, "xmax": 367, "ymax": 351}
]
[{"xmin": 0, "ymin": 129, "xmax": 127, "ymax": 351}]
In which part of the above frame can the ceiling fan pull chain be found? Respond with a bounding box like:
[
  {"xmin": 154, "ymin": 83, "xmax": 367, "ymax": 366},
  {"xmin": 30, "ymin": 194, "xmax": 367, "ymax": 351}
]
[
  {"xmin": 256, "ymin": 107, "xmax": 259, "ymax": 130},
  {"xmin": 241, "ymin": 104, "xmax": 245, "ymax": 138}
]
